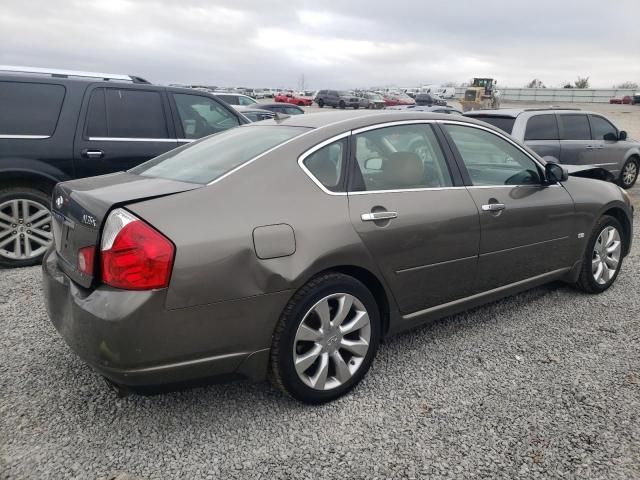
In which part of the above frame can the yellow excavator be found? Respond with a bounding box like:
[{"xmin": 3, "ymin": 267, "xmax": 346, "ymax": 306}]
[{"xmin": 460, "ymin": 78, "xmax": 500, "ymax": 112}]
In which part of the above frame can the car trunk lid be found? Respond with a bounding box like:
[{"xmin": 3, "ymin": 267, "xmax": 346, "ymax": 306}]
[{"xmin": 51, "ymin": 172, "xmax": 200, "ymax": 288}]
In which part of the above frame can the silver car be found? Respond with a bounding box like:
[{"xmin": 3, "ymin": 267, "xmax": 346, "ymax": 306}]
[
  {"xmin": 465, "ymin": 109, "xmax": 640, "ymax": 189},
  {"xmin": 43, "ymin": 111, "xmax": 633, "ymax": 404}
]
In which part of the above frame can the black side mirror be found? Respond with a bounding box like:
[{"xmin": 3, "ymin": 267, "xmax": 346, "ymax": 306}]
[
  {"xmin": 545, "ymin": 162, "xmax": 568, "ymax": 184},
  {"xmin": 603, "ymin": 132, "xmax": 617, "ymax": 142},
  {"xmin": 619, "ymin": 130, "xmax": 627, "ymax": 141}
]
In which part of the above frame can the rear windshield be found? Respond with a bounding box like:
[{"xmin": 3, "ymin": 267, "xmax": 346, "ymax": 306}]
[
  {"xmin": 468, "ymin": 115, "xmax": 516, "ymax": 134},
  {"xmin": 131, "ymin": 125, "xmax": 309, "ymax": 184}
]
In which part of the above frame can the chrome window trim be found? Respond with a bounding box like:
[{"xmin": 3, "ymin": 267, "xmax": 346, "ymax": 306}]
[
  {"xmin": 206, "ymin": 127, "xmax": 317, "ymax": 187},
  {"xmin": 297, "ymin": 131, "xmax": 351, "ymax": 196},
  {"xmin": 351, "ymin": 119, "xmax": 438, "ymax": 135},
  {"xmin": 0, "ymin": 134, "xmax": 50, "ymax": 139},
  {"xmin": 349, "ymin": 186, "xmax": 468, "ymax": 195},
  {"xmin": 177, "ymin": 138, "xmax": 196, "ymax": 143},
  {"xmin": 88, "ymin": 137, "xmax": 176, "ymax": 142}
]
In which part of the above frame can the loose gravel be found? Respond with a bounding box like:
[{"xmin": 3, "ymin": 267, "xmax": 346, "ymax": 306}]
[{"xmin": 1, "ymin": 201, "xmax": 639, "ymax": 480}]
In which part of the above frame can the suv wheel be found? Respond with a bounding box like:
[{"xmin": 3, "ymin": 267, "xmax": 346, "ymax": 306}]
[
  {"xmin": 317, "ymin": 99, "xmax": 324, "ymax": 108},
  {"xmin": 574, "ymin": 215, "xmax": 624, "ymax": 293},
  {"xmin": 0, "ymin": 188, "xmax": 53, "ymax": 268},
  {"xmin": 269, "ymin": 273, "xmax": 381, "ymax": 404},
  {"xmin": 339, "ymin": 100, "xmax": 346, "ymax": 109},
  {"xmin": 619, "ymin": 157, "xmax": 638, "ymax": 189}
]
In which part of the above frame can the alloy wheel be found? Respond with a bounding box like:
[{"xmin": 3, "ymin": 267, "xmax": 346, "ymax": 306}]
[
  {"xmin": 621, "ymin": 160, "xmax": 638, "ymax": 187},
  {"xmin": 293, "ymin": 293, "xmax": 371, "ymax": 391},
  {"xmin": 592, "ymin": 225, "xmax": 621, "ymax": 285},
  {"xmin": 0, "ymin": 199, "xmax": 53, "ymax": 260}
]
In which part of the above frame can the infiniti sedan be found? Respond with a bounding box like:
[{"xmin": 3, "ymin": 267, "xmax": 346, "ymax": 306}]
[{"xmin": 43, "ymin": 111, "xmax": 633, "ymax": 404}]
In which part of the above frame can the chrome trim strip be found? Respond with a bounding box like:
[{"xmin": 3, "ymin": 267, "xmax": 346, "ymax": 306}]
[
  {"xmin": 352, "ymin": 119, "xmax": 439, "ymax": 134},
  {"xmin": 466, "ymin": 184, "xmax": 560, "ymax": 189},
  {"xmin": 0, "ymin": 134, "xmax": 50, "ymax": 139},
  {"xmin": 349, "ymin": 186, "xmax": 467, "ymax": 195},
  {"xmin": 207, "ymin": 127, "xmax": 317, "ymax": 187},
  {"xmin": 177, "ymin": 138, "xmax": 196, "ymax": 143},
  {"xmin": 402, "ymin": 267, "xmax": 571, "ymax": 320},
  {"xmin": 297, "ymin": 131, "xmax": 352, "ymax": 196},
  {"xmin": 396, "ymin": 255, "xmax": 477, "ymax": 274},
  {"xmin": 480, "ymin": 236, "xmax": 569, "ymax": 256},
  {"xmin": 88, "ymin": 137, "xmax": 177, "ymax": 142}
]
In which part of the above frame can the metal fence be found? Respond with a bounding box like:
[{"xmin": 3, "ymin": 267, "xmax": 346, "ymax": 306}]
[{"xmin": 453, "ymin": 87, "xmax": 636, "ymax": 103}]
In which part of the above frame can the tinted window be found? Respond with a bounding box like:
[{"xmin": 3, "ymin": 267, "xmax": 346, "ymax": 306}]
[
  {"xmin": 284, "ymin": 106, "xmax": 304, "ymax": 115},
  {"xmin": 444, "ymin": 124, "xmax": 541, "ymax": 186},
  {"xmin": 353, "ymin": 124, "xmax": 453, "ymax": 191},
  {"xmin": 132, "ymin": 126, "xmax": 308, "ymax": 184},
  {"xmin": 173, "ymin": 93, "xmax": 239, "ymax": 139},
  {"xmin": 85, "ymin": 88, "xmax": 107, "ymax": 137},
  {"xmin": 558, "ymin": 114, "xmax": 590, "ymax": 140},
  {"xmin": 0, "ymin": 81, "xmax": 65, "ymax": 136},
  {"xmin": 467, "ymin": 115, "xmax": 515, "ymax": 134},
  {"xmin": 524, "ymin": 114, "xmax": 559, "ymax": 140},
  {"xmin": 590, "ymin": 115, "xmax": 617, "ymax": 140},
  {"xmin": 104, "ymin": 89, "xmax": 168, "ymax": 138},
  {"xmin": 303, "ymin": 140, "xmax": 346, "ymax": 192},
  {"xmin": 238, "ymin": 96, "xmax": 257, "ymax": 106},
  {"xmin": 216, "ymin": 94, "xmax": 237, "ymax": 105}
]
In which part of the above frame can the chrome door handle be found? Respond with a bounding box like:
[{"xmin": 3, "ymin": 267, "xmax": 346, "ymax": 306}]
[
  {"xmin": 361, "ymin": 211, "xmax": 398, "ymax": 222},
  {"xmin": 82, "ymin": 149, "xmax": 104, "ymax": 159},
  {"xmin": 481, "ymin": 203, "xmax": 505, "ymax": 212},
  {"xmin": 585, "ymin": 145, "xmax": 594, "ymax": 150}
]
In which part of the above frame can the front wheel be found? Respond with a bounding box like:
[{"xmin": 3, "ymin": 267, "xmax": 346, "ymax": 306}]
[
  {"xmin": 339, "ymin": 100, "xmax": 346, "ymax": 109},
  {"xmin": 317, "ymin": 99, "xmax": 324, "ymax": 108},
  {"xmin": 619, "ymin": 157, "xmax": 638, "ymax": 189},
  {"xmin": 0, "ymin": 187, "xmax": 53, "ymax": 268},
  {"xmin": 269, "ymin": 273, "xmax": 381, "ymax": 404},
  {"xmin": 574, "ymin": 215, "xmax": 624, "ymax": 293}
]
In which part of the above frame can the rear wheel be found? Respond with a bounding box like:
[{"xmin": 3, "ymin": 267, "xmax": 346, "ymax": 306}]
[
  {"xmin": 619, "ymin": 157, "xmax": 638, "ymax": 189},
  {"xmin": 317, "ymin": 99, "xmax": 324, "ymax": 108},
  {"xmin": 0, "ymin": 187, "xmax": 53, "ymax": 268},
  {"xmin": 575, "ymin": 215, "xmax": 624, "ymax": 293},
  {"xmin": 339, "ymin": 100, "xmax": 346, "ymax": 109},
  {"xmin": 269, "ymin": 273, "xmax": 381, "ymax": 404}
]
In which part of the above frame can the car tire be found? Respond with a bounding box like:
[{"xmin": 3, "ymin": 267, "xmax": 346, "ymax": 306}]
[
  {"xmin": 318, "ymin": 99, "xmax": 324, "ymax": 108},
  {"xmin": 269, "ymin": 272, "xmax": 381, "ymax": 404},
  {"xmin": 339, "ymin": 101, "xmax": 346, "ymax": 109},
  {"xmin": 574, "ymin": 215, "xmax": 625, "ymax": 294},
  {"xmin": 354, "ymin": 105, "xmax": 359, "ymax": 109},
  {"xmin": 618, "ymin": 157, "xmax": 638, "ymax": 189},
  {"xmin": 0, "ymin": 187, "xmax": 53, "ymax": 268}
]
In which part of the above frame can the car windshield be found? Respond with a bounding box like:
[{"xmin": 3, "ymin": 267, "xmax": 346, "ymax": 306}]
[
  {"xmin": 469, "ymin": 115, "xmax": 516, "ymax": 134},
  {"xmin": 130, "ymin": 126, "xmax": 309, "ymax": 184}
]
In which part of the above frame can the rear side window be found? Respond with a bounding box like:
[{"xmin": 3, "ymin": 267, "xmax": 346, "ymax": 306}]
[
  {"xmin": 524, "ymin": 114, "xmax": 559, "ymax": 140},
  {"xmin": 0, "ymin": 81, "xmax": 65, "ymax": 136},
  {"xmin": 589, "ymin": 115, "xmax": 617, "ymax": 140},
  {"xmin": 131, "ymin": 125, "xmax": 308, "ymax": 184},
  {"xmin": 468, "ymin": 115, "xmax": 515, "ymax": 134},
  {"xmin": 302, "ymin": 139, "xmax": 346, "ymax": 192},
  {"xmin": 558, "ymin": 114, "xmax": 590, "ymax": 140},
  {"xmin": 104, "ymin": 89, "xmax": 168, "ymax": 138}
]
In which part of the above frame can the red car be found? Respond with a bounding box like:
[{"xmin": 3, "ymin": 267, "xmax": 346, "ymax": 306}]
[
  {"xmin": 383, "ymin": 93, "xmax": 415, "ymax": 107},
  {"xmin": 274, "ymin": 92, "xmax": 313, "ymax": 107},
  {"xmin": 609, "ymin": 96, "xmax": 633, "ymax": 105}
]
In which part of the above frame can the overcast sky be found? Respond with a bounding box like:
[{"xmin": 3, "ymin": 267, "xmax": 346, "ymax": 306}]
[{"xmin": 1, "ymin": 0, "xmax": 639, "ymax": 89}]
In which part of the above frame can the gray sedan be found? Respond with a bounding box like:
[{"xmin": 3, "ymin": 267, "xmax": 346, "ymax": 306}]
[{"xmin": 43, "ymin": 111, "xmax": 634, "ymax": 404}]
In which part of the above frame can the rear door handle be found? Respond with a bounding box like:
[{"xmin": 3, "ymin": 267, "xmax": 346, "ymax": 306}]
[
  {"xmin": 585, "ymin": 145, "xmax": 594, "ymax": 150},
  {"xmin": 81, "ymin": 149, "xmax": 104, "ymax": 159},
  {"xmin": 481, "ymin": 203, "xmax": 506, "ymax": 212},
  {"xmin": 361, "ymin": 211, "xmax": 398, "ymax": 222}
]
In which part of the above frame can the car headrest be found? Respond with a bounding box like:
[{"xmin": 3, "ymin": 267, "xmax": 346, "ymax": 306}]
[{"xmin": 382, "ymin": 152, "xmax": 424, "ymax": 188}]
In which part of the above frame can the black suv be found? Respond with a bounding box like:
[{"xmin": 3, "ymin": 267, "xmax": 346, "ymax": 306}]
[{"xmin": 0, "ymin": 66, "xmax": 247, "ymax": 268}]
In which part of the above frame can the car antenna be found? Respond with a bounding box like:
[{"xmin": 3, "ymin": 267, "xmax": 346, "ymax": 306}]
[{"xmin": 273, "ymin": 112, "xmax": 290, "ymax": 121}]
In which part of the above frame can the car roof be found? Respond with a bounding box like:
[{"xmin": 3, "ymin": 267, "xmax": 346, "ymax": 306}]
[
  {"xmin": 246, "ymin": 110, "xmax": 489, "ymax": 131},
  {"xmin": 465, "ymin": 108, "xmax": 584, "ymax": 118}
]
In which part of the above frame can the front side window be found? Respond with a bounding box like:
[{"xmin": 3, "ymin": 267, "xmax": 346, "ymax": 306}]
[
  {"xmin": 589, "ymin": 115, "xmax": 617, "ymax": 140},
  {"xmin": 352, "ymin": 124, "xmax": 453, "ymax": 191},
  {"xmin": 444, "ymin": 124, "xmax": 541, "ymax": 186},
  {"xmin": 524, "ymin": 114, "xmax": 559, "ymax": 141},
  {"xmin": 132, "ymin": 125, "xmax": 308, "ymax": 184},
  {"xmin": 103, "ymin": 88, "xmax": 168, "ymax": 138},
  {"xmin": 558, "ymin": 114, "xmax": 590, "ymax": 140},
  {"xmin": 173, "ymin": 94, "xmax": 239, "ymax": 138},
  {"xmin": 302, "ymin": 140, "xmax": 346, "ymax": 192},
  {"xmin": 0, "ymin": 81, "xmax": 65, "ymax": 136}
]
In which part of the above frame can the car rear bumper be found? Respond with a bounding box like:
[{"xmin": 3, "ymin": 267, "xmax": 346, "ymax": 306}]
[{"xmin": 42, "ymin": 248, "xmax": 291, "ymax": 387}]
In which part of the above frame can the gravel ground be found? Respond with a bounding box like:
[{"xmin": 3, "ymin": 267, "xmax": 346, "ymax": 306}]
[{"xmin": 1, "ymin": 188, "xmax": 639, "ymax": 480}]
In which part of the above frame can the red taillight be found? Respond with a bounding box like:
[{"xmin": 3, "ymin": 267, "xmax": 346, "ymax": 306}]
[
  {"xmin": 100, "ymin": 208, "xmax": 174, "ymax": 290},
  {"xmin": 77, "ymin": 246, "xmax": 96, "ymax": 276}
]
